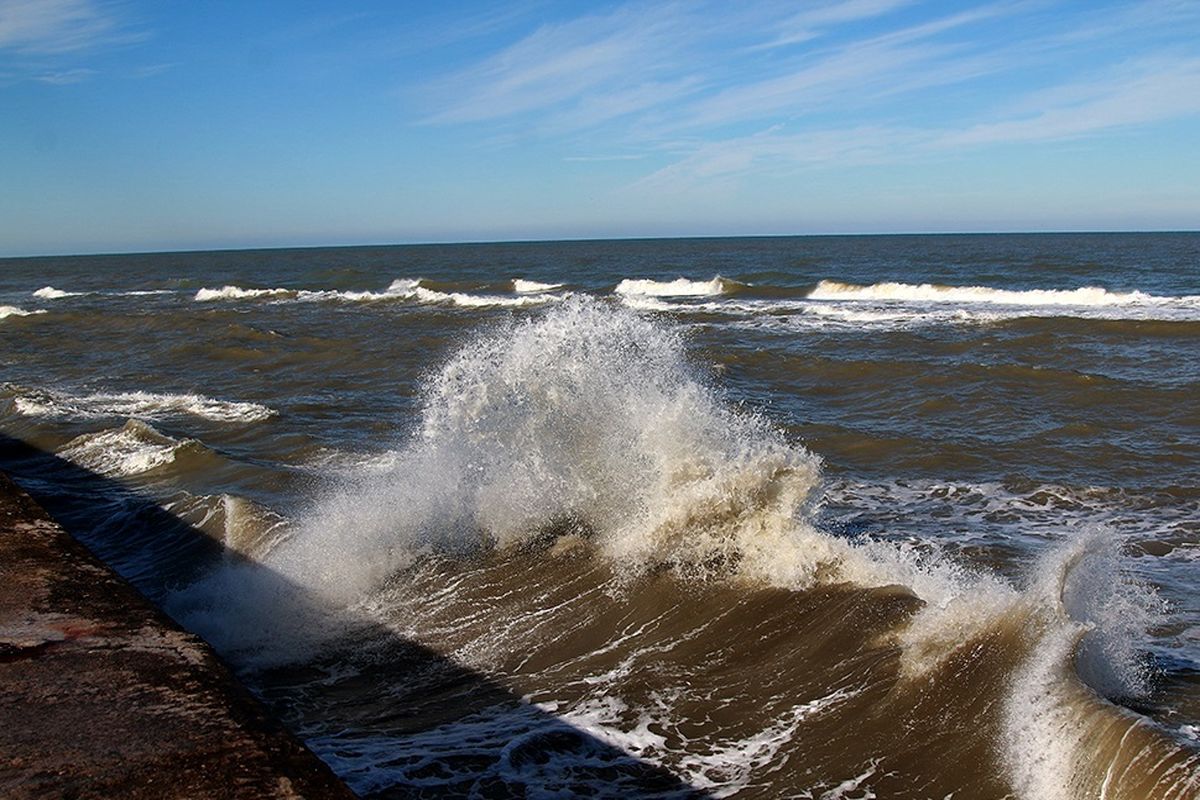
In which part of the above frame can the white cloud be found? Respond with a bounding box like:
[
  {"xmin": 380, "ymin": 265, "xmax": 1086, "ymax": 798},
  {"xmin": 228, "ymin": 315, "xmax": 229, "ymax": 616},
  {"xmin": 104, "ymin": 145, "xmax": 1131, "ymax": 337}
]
[
  {"xmin": 423, "ymin": 4, "xmax": 690, "ymax": 125},
  {"xmin": 940, "ymin": 57, "xmax": 1200, "ymax": 146},
  {"xmin": 34, "ymin": 65, "xmax": 92, "ymax": 83},
  {"xmin": 0, "ymin": 0, "xmax": 121, "ymax": 54},
  {"xmin": 751, "ymin": 0, "xmax": 916, "ymax": 51},
  {"xmin": 417, "ymin": 1, "xmax": 1200, "ymax": 192}
]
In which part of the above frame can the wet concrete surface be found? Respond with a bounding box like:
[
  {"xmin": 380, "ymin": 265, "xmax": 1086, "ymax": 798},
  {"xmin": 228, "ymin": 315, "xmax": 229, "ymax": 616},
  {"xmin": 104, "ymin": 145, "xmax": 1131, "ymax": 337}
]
[{"xmin": 0, "ymin": 471, "xmax": 356, "ymax": 799}]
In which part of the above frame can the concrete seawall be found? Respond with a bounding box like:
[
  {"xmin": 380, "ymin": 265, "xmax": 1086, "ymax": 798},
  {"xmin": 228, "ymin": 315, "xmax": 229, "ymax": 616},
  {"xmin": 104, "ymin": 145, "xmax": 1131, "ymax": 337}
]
[{"xmin": 0, "ymin": 471, "xmax": 356, "ymax": 799}]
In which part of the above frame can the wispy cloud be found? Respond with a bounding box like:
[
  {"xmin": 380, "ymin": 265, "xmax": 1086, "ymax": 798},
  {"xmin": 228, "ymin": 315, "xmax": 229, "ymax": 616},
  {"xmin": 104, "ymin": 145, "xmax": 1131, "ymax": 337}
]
[
  {"xmin": 564, "ymin": 153, "xmax": 647, "ymax": 162},
  {"xmin": 34, "ymin": 65, "xmax": 93, "ymax": 83},
  {"xmin": 940, "ymin": 56, "xmax": 1200, "ymax": 147},
  {"xmin": 0, "ymin": 0, "xmax": 145, "ymax": 85},
  {"xmin": 636, "ymin": 55, "xmax": 1200, "ymax": 191},
  {"xmin": 0, "ymin": 0, "xmax": 130, "ymax": 54},
  {"xmin": 750, "ymin": 0, "xmax": 915, "ymax": 51},
  {"xmin": 632, "ymin": 124, "xmax": 920, "ymax": 191},
  {"xmin": 417, "ymin": 1, "xmax": 1200, "ymax": 191},
  {"xmin": 421, "ymin": 4, "xmax": 694, "ymax": 125}
]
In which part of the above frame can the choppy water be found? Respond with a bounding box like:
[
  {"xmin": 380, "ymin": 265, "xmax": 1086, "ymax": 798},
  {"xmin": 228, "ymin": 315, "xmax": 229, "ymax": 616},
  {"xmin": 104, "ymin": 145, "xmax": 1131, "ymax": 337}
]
[{"xmin": 2, "ymin": 233, "xmax": 1199, "ymax": 798}]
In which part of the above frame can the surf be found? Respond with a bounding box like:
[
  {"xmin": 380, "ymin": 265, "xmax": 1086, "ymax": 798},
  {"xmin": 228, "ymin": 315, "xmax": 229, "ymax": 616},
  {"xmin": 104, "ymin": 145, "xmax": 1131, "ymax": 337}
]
[{"xmin": 159, "ymin": 297, "xmax": 1199, "ymax": 798}]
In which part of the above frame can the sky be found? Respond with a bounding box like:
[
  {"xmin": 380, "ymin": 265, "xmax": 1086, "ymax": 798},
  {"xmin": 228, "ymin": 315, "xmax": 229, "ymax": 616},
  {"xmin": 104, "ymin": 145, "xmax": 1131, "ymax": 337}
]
[{"xmin": 2, "ymin": 0, "xmax": 1199, "ymax": 256}]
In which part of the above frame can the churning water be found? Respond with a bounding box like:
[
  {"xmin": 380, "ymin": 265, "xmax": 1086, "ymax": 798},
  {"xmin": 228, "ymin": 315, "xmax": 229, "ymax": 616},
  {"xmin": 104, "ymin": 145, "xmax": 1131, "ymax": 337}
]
[{"xmin": 2, "ymin": 233, "xmax": 1199, "ymax": 798}]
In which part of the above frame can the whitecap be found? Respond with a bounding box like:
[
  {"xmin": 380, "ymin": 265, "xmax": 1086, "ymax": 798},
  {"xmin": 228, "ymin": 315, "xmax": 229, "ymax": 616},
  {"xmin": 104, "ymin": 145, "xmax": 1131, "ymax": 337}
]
[
  {"xmin": 12, "ymin": 388, "xmax": 274, "ymax": 422},
  {"xmin": 194, "ymin": 285, "xmax": 293, "ymax": 301},
  {"xmin": 614, "ymin": 276, "xmax": 728, "ymax": 297},
  {"xmin": 0, "ymin": 306, "xmax": 46, "ymax": 320},
  {"xmin": 512, "ymin": 279, "xmax": 563, "ymax": 293},
  {"xmin": 808, "ymin": 279, "xmax": 1199, "ymax": 307},
  {"xmin": 33, "ymin": 286, "xmax": 80, "ymax": 299}
]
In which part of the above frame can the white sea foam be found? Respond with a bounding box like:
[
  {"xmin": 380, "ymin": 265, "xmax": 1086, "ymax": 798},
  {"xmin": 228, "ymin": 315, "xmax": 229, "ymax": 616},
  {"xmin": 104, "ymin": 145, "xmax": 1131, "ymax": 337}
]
[
  {"xmin": 58, "ymin": 419, "xmax": 186, "ymax": 477},
  {"xmin": 13, "ymin": 388, "xmax": 274, "ymax": 422},
  {"xmin": 163, "ymin": 297, "xmax": 1179, "ymax": 800},
  {"xmin": 195, "ymin": 285, "xmax": 294, "ymax": 301},
  {"xmin": 435, "ymin": 290, "xmax": 558, "ymax": 307},
  {"xmin": 617, "ymin": 295, "xmax": 680, "ymax": 312},
  {"xmin": 33, "ymin": 286, "xmax": 80, "ymax": 299},
  {"xmin": 675, "ymin": 688, "xmax": 857, "ymax": 796},
  {"xmin": 999, "ymin": 531, "xmax": 1171, "ymax": 800},
  {"xmin": 512, "ymin": 278, "xmax": 563, "ymax": 293},
  {"xmin": 406, "ymin": 286, "xmax": 560, "ymax": 308},
  {"xmin": 194, "ymin": 278, "xmax": 559, "ymax": 308},
  {"xmin": 615, "ymin": 277, "xmax": 728, "ymax": 297},
  {"xmin": 262, "ymin": 297, "xmax": 823, "ymax": 606},
  {"xmin": 226, "ymin": 300, "xmax": 1168, "ymax": 638},
  {"xmin": 294, "ymin": 288, "xmax": 396, "ymax": 303},
  {"xmin": 808, "ymin": 279, "xmax": 1198, "ymax": 307},
  {"xmin": 305, "ymin": 447, "xmax": 402, "ymax": 475},
  {"xmin": 0, "ymin": 305, "xmax": 46, "ymax": 320}
]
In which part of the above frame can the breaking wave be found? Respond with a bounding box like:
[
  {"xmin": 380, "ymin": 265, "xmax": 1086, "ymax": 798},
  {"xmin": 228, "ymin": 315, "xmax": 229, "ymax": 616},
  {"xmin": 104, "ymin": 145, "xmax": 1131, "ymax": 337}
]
[
  {"xmin": 162, "ymin": 298, "xmax": 1195, "ymax": 797},
  {"xmin": 195, "ymin": 285, "xmax": 294, "ymax": 301},
  {"xmin": 0, "ymin": 305, "xmax": 46, "ymax": 320},
  {"xmin": 808, "ymin": 279, "xmax": 1200, "ymax": 307},
  {"xmin": 33, "ymin": 286, "xmax": 82, "ymax": 299},
  {"xmin": 10, "ymin": 387, "xmax": 274, "ymax": 422},
  {"xmin": 58, "ymin": 419, "xmax": 193, "ymax": 477},
  {"xmin": 193, "ymin": 278, "xmax": 561, "ymax": 308},
  {"xmin": 614, "ymin": 277, "xmax": 734, "ymax": 297},
  {"xmin": 512, "ymin": 278, "xmax": 563, "ymax": 293}
]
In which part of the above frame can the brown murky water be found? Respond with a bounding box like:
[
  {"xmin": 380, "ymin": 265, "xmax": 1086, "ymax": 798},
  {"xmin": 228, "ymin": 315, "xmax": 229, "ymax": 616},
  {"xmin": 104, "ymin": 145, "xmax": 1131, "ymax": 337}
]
[{"xmin": 2, "ymin": 233, "xmax": 1199, "ymax": 797}]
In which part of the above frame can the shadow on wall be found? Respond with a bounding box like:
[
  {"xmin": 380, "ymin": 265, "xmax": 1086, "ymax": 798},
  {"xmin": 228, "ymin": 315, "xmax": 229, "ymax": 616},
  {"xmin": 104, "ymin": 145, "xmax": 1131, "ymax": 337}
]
[{"xmin": 0, "ymin": 433, "xmax": 709, "ymax": 800}]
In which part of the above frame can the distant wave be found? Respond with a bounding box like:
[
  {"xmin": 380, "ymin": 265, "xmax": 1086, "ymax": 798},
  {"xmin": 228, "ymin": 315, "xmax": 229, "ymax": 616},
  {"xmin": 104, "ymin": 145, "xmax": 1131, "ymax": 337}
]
[
  {"xmin": 0, "ymin": 306, "xmax": 46, "ymax": 320},
  {"xmin": 33, "ymin": 286, "xmax": 82, "ymax": 299},
  {"xmin": 195, "ymin": 285, "xmax": 294, "ymax": 301},
  {"xmin": 194, "ymin": 278, "xmax": 560, "ymax": 308},
  {"xmin": 808, "ymin": 279, "xmax": 1198, "ymax": 307},
  {"xmin": 59, "ymin": 419, "xmax": 191, "ymax": 477},
  {"xmin": 33, "ymin": 287, "xmax": 173, "ymax": 299},
  {"xmin": 389, "ymin": 278, "xmax": 560, "ymax": 307},
  {"xmin": 11, "ymin": 387, "xmax": 274, "ymax": 422},
  {"xmin": 512, "ymin": 278, "xmax": 563, "ymax": 293},
  {"xmin": 614, "ymin": 276, "xmax": 734, "ymax": 297}
]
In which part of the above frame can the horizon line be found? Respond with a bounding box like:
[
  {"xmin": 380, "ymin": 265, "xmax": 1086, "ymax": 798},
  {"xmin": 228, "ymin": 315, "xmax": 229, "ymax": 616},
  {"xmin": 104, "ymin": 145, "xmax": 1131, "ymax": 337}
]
[{"xmin": 3, "ymin": 228, "xmax": 1198, "ymax": 260}]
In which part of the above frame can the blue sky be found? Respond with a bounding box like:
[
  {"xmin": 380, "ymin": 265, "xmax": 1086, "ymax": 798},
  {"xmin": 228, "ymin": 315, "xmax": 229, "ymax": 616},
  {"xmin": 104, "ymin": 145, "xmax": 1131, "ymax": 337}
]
[{"xmin": 2, "ymin": 0, "xmax": 1199, "ymax": 255}]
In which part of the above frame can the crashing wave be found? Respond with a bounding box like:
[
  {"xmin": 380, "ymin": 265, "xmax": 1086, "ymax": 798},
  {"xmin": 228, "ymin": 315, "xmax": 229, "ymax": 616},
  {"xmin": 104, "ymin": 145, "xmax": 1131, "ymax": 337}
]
[
  {"xmin": 33, "ymin": 286, "xmax": 81, "ymax": 299},
  {"xmin": 195, "ymin": 285, "xmax": 294, "ymax": 301},
  {"xmin": 59, "ymin": 419, "xmax": 189, "ymax": 477},
  {"xmin": 808, "ymin": 279, "xmax": 1198, "ymax": 307},
  {"xmin": 0, "ymin": 306, "xmax": 46, "ymax": 320},
  {"xmin": 513, "ymin": 279, "xmax": 564, "ymax": 293},
  {"xmin": 614, "ymin": 277, "xmax": 732, "ymax": 297},
  {"xmin": 12, "ymin": 387, "xmax": 274, "ymax": 422}
]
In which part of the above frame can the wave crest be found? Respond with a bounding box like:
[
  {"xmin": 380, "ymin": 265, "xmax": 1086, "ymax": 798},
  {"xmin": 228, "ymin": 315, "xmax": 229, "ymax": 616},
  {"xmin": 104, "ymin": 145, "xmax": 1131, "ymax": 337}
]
[
  {"xmin": 59, "ymin": 419, "xmax": 188, "ymax": 477},
  {"xmin": 267, "ymin": 297, "xmax": 821, "ymax": 602},
  {"xmin": 33, "ymin": 286, "xmax": 80, "ymax": 299},
  {"xmin": 11, "ymin": 387, "xmax": 274, "ymax": 422},
  {"xmin": 615, "ymin": 277, "xmax": 732, "ymax": 297},
  {"xmin": 808, "ymin": 279, "xmax": 1197, "ymax": 307},
  {"xmin": 0, "ymin": 305, "xmax": 46, "ymax": 320}
]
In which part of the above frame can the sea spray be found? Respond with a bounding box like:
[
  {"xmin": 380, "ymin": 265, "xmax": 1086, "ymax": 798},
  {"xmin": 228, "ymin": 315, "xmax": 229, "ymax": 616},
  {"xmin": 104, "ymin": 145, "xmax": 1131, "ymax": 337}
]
[
  {"xmin": 1000, "ymin": 531, "xmax": 1177, "ymax": 800},
  {"xmin": 267, "ymin": 296, "xmax": 824, "ymax": 605}
]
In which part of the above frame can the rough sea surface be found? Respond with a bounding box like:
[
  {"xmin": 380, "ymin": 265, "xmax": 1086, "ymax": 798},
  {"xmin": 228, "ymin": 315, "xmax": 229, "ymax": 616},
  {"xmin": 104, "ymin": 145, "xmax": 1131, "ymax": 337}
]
[{"xmin": 2, "ymin": 232, "xmax": 1199, "ymax": 798}]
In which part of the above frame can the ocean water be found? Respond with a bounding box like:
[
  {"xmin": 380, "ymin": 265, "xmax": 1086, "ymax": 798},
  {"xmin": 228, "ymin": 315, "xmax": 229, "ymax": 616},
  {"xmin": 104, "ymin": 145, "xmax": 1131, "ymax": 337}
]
[{"xmin": 2, "ymin": 232, "xmax": 1199, "ymax": 798}]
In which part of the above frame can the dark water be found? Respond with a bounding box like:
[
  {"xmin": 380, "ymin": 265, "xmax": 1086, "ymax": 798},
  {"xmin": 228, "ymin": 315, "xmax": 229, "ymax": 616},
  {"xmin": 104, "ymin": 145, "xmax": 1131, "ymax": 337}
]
[{"xmin": 2, "ymin": 233, "xmax": 1199, "ymax": 798}]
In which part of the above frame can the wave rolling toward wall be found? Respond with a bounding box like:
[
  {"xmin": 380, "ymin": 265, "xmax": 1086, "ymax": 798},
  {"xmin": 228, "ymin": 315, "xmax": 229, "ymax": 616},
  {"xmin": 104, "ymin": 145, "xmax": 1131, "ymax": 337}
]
[{"xmin": 167, "ymin": 298, "xmax": 1197, "ymax": 798}]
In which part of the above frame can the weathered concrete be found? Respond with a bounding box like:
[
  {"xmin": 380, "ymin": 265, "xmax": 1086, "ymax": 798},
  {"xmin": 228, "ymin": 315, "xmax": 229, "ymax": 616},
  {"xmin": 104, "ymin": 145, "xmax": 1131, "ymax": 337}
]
[{"xmin": 0, "ymin": 471, "xmax": 356, "ymax": 799}]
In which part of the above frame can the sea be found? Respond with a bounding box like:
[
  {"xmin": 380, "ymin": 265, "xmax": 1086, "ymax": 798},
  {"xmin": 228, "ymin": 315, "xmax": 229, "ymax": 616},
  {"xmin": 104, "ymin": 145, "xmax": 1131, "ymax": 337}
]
[{"xmin": 1, "ymin": 232, "xmax": 1198, "ymax": 798}]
